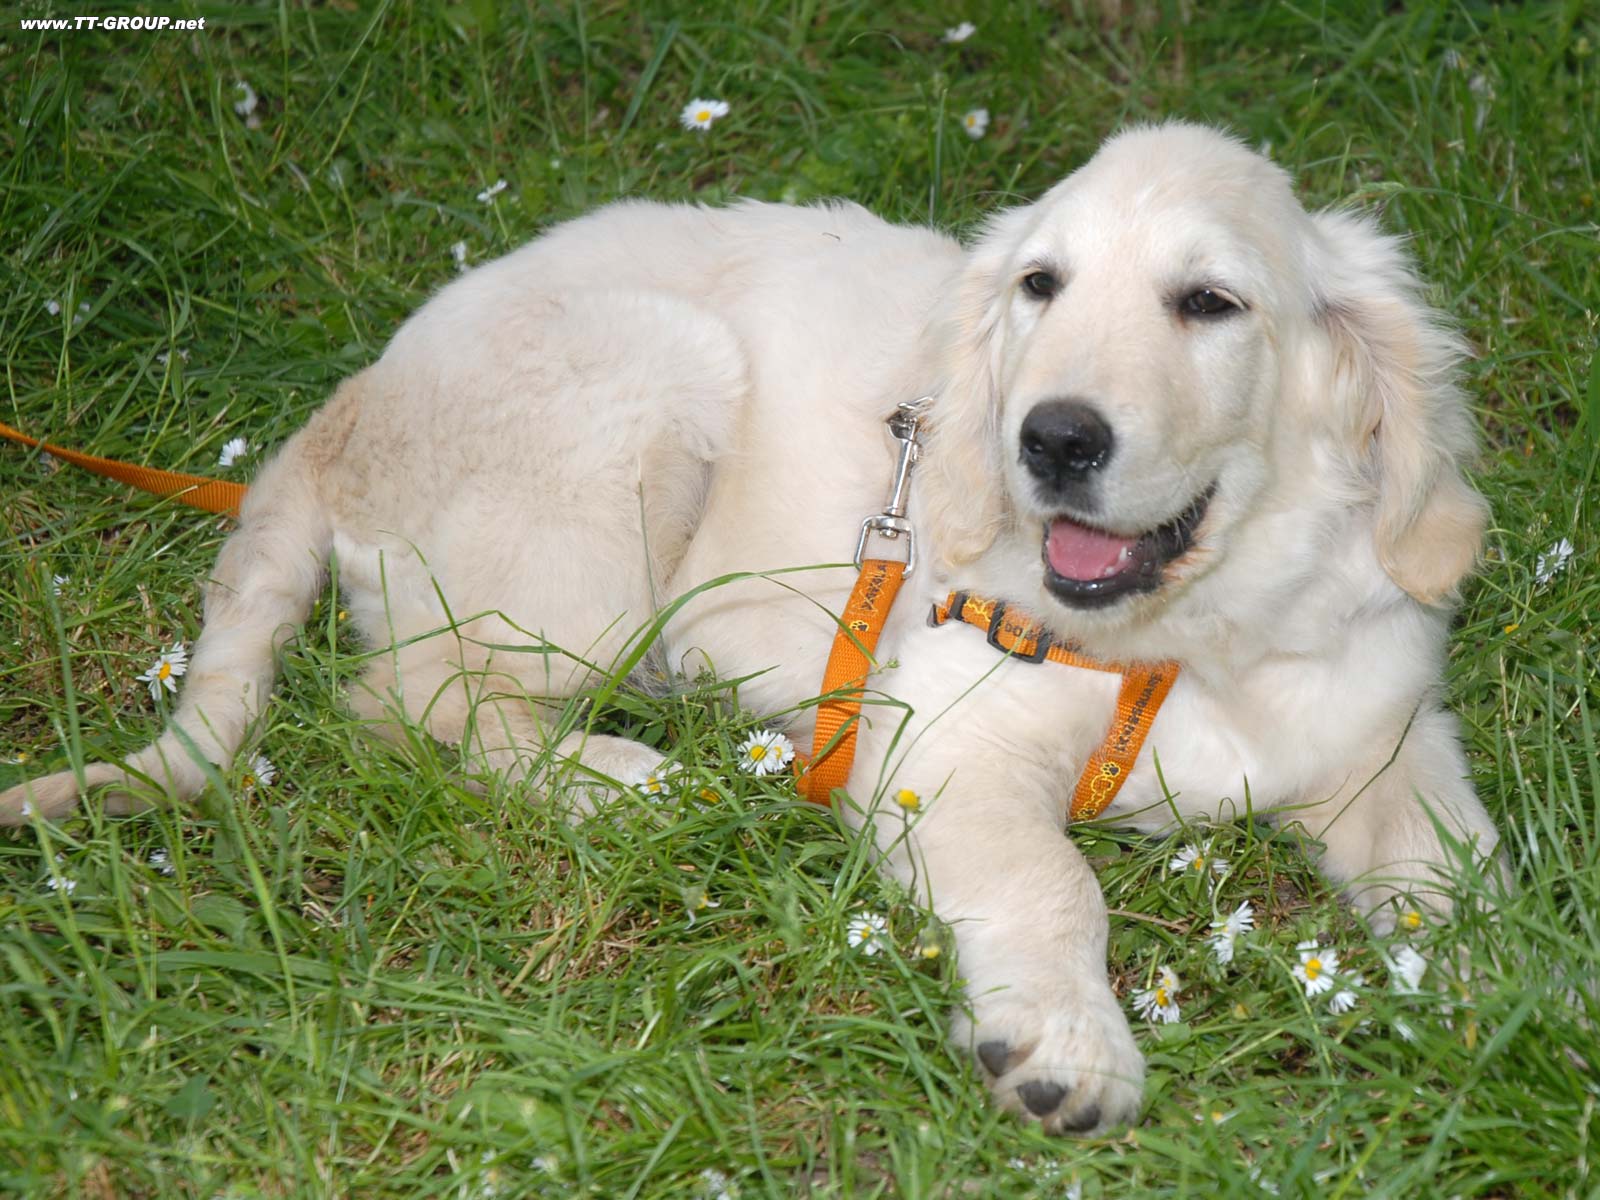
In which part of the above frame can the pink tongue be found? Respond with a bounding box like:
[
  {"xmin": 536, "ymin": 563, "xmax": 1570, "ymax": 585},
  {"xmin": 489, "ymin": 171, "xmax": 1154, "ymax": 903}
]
[{"xmin": 1046, "ymin": 518, "xmax": 1138, "ymax": 581}]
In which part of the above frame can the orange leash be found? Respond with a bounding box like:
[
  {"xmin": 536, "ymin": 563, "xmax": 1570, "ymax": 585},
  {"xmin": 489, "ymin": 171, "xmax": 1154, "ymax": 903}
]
[
  {"xmin": 0, "ymin": 420, "xmax": 245, "ymax": 517},
  {"xmin": 928, "ymin": 592, "xmax": 1179, "ymax": 820},
  {"xmin": 796, "ymin": 557, "xmax": 908, "ymax": 805}
]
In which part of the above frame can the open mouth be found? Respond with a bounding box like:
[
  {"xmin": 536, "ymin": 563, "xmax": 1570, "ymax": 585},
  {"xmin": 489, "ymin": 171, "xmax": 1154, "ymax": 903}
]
[{"xmin": 1041, "ymin": 484, "xmax": 1216, "ymax": 609}]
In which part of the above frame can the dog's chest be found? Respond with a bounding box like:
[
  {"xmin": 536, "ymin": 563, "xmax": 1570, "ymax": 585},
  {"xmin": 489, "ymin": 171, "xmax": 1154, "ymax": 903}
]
[{"xmin": 1098, "ymin": 660, "xmax": 1360, "ymax": 830}]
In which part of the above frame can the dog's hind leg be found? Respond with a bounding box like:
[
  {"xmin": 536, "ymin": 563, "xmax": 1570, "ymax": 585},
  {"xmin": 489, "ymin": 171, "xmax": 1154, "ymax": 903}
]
[{"xmin": 0, "ymin": 381, "xmax": 362, "ymax": 825}]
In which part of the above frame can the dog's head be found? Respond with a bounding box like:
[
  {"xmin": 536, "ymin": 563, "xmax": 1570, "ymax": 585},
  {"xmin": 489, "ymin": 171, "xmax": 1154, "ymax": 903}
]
[{"xmin": 919, "ymin": 123, "xmax": 1487, "ymax": 653}]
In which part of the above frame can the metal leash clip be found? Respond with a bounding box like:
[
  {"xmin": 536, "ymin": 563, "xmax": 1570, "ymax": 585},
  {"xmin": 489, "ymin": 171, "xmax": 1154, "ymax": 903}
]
[{"xmin": 854, "ymin": 398, "xmax": 928, "ymax": 575}]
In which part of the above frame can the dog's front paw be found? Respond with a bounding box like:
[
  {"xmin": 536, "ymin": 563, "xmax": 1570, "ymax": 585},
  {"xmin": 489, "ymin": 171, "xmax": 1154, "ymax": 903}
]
[{"xmin": 955, "ymin": 980, "xmax": 1144, "ymax": 1135}]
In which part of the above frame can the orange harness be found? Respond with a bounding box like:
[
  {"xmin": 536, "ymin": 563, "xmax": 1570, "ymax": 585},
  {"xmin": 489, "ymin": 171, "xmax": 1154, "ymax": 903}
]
[
  {"xmin": 796, "ymin": 406, "xmax": 1179, "ymax": 820},
  {"xmin": 796, "ymin": 575, "xmax": 1179, "ymax": 819},
  {"xmin": 926, "ymin": 592, "xmax": 1179, "ymax": 821},
  {"xmin": 4, "ymin": 413, "xmax": 1176, "ymax": 820}
]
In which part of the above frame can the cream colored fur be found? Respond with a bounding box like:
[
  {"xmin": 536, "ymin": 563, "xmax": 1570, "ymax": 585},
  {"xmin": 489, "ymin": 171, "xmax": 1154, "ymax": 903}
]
[{"xmin": 2, "ymin": 124, "xmax": 1500, "ymax": 1135}]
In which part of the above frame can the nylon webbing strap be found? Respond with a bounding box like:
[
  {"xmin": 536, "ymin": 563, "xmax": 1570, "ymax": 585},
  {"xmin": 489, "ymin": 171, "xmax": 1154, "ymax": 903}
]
[
  {"xmin": 1, "ymin": 420, "xmax": 246, "ymax": 517},
  {"xmin": 796, "ymin": 557, "xmax": 907, "ymax": 806},
  {"xmin": 928, "ymin": 590, "xmax": 1179, "ymax": 820},
  {"xmin": 1069, "ymin": 657, "xmax": 1178, "ymax": 821}
]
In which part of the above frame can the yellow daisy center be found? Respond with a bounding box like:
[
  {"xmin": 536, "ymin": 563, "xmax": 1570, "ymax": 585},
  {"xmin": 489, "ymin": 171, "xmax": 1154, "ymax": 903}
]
[
  {"xmin": 895, "ymin": 788, "xmax": 920, "ymax": 811},
  {"xmin": 1190, "ymin": 856, "xmax": 1206, "ymax": 871},
  {"xmin": 1305, "ymin": 958, "xmax": 1323, "ymax": 979},
  {"xmin": 157, "ymin": 662, "xmax": 172, "ymax": 680},
  {"xmin": 1402, "ymin": 910, "xmax": 1423, "ymax": 930},
  {"xmin": 1154, "ymin": 987, "xmax": 1169, "ymax": 1006},
  {"xmin": 748, "ymin": 744, "xmax": 768, "ymax": 761},
  {"xmin": 697, "ymin": 109, "xmax": 712, "ymax": 122},
  {"xmin": 241, "ymin": 774, "xmax": 255, "ymax": 789}
]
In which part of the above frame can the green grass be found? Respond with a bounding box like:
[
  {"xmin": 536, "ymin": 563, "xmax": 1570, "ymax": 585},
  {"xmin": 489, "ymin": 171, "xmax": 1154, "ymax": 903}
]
[{"xmin": 2, "ymin": 1, "xmax": 1597, "ymax": 1196}]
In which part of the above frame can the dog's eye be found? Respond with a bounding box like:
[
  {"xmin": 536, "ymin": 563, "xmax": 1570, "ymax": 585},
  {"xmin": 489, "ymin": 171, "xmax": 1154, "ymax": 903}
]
[
  {"xmin": 1178, "ymin": 288, "xmax": 1241, "ymax": 318},
  {"xmin": 1021, "ymin": 270, "xmax": 1060, "ymax": 301}
]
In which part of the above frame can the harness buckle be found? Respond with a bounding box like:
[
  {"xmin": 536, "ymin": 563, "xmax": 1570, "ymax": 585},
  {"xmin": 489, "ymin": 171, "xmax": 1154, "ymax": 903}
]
[
  {"xmin": 855, "ymin": 513, "xmax": 916, "ymax": 575},
  {"xmin": 986, "ymin": 602, "xmax": 1053, "ymax": 663}
]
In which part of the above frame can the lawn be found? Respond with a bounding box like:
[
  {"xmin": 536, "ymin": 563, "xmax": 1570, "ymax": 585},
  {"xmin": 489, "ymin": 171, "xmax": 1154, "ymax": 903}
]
[{"xmin": 2, "ymin": 2, "xmax": 1597, "ymax": 1197}]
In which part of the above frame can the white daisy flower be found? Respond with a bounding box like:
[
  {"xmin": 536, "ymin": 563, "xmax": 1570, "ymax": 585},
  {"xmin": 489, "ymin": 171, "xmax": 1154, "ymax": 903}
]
[
  {"xmin": 961, "ymin": 108, "xmax": 990, "ymax": 139},
  {"xmin": 476, "ymin": 178, "xmax": 508, "ymax": 203},
  {"xmin": 233, "ymin": 81, "xmax": 258, "ymax": 118},
  {"xmin": 136, "ymin": 643, "xmax": 188, "ymax": 700},
  {"xmin": 241, "ymin": 753, "xmax": 276, "ymax": 791},
  {"xmin": 636, "ymin": 762, "xmax": 681, "ymax": 797},
  {"xmin": 698, "ymin": 1167, "xmax": 736, "ymax": 1200},
  {"xmin": 736, "ymin": 729, "xmax": 794, "ymax": 776},
  {"xmin": 1328, "ymin": 972, "xmax": 1364, "ymax": 1015},
  {"xmin": 1535, "ymin": 537, "xmax": 1574, "ymax": 584},
  {"xmin": 684, "ymin": 885, "xmax": 720, "ymax": 926},
  {"xmin": 679, "ymin": 98, "xmax": 730, "ymax": 132},
  {"xmin": 943, "ymin": 21, "xmax": 976, "ymax": 43},
  {"xmin": 74, "ymin": 302, "xmax": 89, "ymax": 324},
  {"xmin": 1219, "ymin": 899, "xmax": 1255, "ymax": 936},
  {"xmin": 1293, "ymin": 940, "xmax": 1339, "ymax": 997},
  {"xmin": 1208, "ymin": 899, "xmax": 1255, "ymax": 965},
  {"xmin": 451, "ymin": 240, "xmax": 468, "ymax": 271},
  {"xmin": 1386, "ymin": 945, "xmax": 1427, "ymax": 993},
  {"xmin": 1393, "ymin": 1018, "xmax": 1417, "ymax": 1043},
  {"xmin": 155, "ymin": 348, "xmax": 189, "ymax": 366},
  {"xmin": 45, "ymin": 299, "xmax": 61, "ymax": 316},
  {"xmin": 217, "ymin": 437, "xmax": 249, "ymax": 467},
  {"xmin": 846, "ymin": 911, "xmax": 889, "ymax": 956},
  {"xmin": 149, "ymin": 848, "xmax": 176, "ymax": 876},
  {"xmin": 45, "ymin": 874, "xmax": 77, "ymax": 894},
  {"xmin": 1132, "ymin": 965, "xmax": 1181, "ymax": 1024},
  {"xmin": 51, "ymin": 574, "xmax": 69, "ymax": 596},
  {"xmin": 1169, "ymin": 842, "xmax": 1229, "ymax": 878}
]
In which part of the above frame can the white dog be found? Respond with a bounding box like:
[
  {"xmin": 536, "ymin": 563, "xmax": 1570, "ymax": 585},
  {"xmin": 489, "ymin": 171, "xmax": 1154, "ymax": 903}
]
[{"xmin": 2, "ymin": 124, "xmax": 1500, "ymax": 1134}]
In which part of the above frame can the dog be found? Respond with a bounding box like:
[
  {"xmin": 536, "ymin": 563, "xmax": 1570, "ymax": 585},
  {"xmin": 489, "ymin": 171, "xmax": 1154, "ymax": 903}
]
[{"xmin": 2, "ymin": 123, "xmax": 1501, "ymax": 1135}]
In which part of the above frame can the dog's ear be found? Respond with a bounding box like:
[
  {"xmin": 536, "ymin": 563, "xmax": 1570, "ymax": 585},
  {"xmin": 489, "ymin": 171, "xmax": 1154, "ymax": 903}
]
[
  {"xmin": 919, "ymin": 207, "xmax": 1034, "ymax": 570},
  {"xmin": 1310, "ymin": 210, "xmax": 1489, "ymax": 605}
]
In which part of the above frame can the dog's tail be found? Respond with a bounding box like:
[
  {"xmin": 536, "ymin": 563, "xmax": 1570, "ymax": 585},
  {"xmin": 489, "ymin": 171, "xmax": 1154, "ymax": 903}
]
[{"xmin": 1, "ymin": 376, "xmax": 364, "ymax": 825}]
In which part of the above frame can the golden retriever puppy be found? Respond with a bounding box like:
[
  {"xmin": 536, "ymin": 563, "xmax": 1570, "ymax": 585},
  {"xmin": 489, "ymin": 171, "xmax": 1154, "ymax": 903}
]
[{"xmin": 2, "ymin": 123, "xmax": 1499, "ymax": 1135}]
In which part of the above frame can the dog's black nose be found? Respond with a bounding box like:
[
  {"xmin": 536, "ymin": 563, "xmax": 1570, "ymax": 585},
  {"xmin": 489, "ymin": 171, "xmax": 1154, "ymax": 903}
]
[{"xmin": 1019, "ymin": 400, "xmax": 1114, "ymax": 485}]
